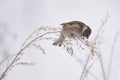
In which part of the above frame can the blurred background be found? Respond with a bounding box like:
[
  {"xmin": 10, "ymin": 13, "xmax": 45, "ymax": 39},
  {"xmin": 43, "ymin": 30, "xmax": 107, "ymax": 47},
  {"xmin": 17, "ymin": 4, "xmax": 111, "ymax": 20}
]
[{"xmin": 0, "ymin": 0, "xmax": 120, "ymax": 80}]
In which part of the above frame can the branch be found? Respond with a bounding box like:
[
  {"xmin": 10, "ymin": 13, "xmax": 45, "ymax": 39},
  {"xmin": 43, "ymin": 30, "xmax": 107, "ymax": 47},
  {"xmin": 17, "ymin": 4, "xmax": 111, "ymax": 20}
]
[
  {"xmin": 107, "ymin": 30, "xmax": 120, "ymax": 80},
  {"xmin": 80, "ymin": 13, "xmax": 109, "ymax": 80},
  {"xmin": 0, "ymin": 31, "xmax": 59, "ymax": 80}
]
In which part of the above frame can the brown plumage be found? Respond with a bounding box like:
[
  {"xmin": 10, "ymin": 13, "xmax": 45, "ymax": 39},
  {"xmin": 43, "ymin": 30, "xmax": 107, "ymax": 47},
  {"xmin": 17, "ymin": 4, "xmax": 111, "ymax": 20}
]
[{"xmin": 53, "ymin": 21, "xmax": 92, "ymax": 46}]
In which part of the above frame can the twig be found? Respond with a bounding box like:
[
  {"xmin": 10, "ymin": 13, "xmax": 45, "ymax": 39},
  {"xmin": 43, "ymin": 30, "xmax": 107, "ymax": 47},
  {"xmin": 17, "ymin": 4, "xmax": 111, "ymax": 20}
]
[
  {"xmin": 107, "ymin": 30, "xmax": 120, "ymax": 80},
  {"xmin": 99, "ymin": 54, "xmax": 107, "ymax": 80},
  {"xmin": 73, "ymin": 54, "xmax": 98, "ymax": 80},
  {"xmin": 80, "ymin": 13, "xmax": 109, "ymax": 80},
  {"xmin": 0, "ymin": 31, "xmax": 59, "ymax": 80},
  {"xmin": 94, "ymin": 13, "xmax": 109, "ymax": 43},
  {"xmin": 80, "ymin": 54, "xmax": 92, "ymax": 80}
]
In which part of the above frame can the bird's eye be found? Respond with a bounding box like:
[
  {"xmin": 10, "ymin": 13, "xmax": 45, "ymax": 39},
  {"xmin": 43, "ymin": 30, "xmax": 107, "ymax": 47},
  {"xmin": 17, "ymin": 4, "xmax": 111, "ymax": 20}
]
[
  {"xmin": 83, "ymin": 33, "xmax": 86, "ymax": 36},
  {"xmin": 83, "ymin": 33, "xmax": 88, "ymax": 39}
]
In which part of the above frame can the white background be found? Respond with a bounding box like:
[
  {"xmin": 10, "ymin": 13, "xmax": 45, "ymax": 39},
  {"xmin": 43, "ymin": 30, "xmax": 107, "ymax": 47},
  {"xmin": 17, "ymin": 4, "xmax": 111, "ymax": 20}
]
[{"xmin": 0, "ymin": 0, "xmax": 120, "ymax": 80}]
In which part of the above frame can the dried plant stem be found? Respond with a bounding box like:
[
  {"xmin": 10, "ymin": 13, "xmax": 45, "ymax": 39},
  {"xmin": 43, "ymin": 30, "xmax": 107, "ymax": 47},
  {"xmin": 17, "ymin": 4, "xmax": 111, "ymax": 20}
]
[
  {"xmin": 80, "ymin": 13, "xmax": 109, "ymax": 80},
  {"xmin": 107, "ymin": 30, "xmax": 120, "ymax": 80},
  {"xmin": 99, "ymin": 54, "xmax": 107, "ymax": 80},
  {"xmin": 94, "ymin": 13, "xmax": 109, "ymax": 43},
  {"xmin": 0, "ymin": 31, "xmax": 59, "ymax": 80},
  {"xmin": 73, "ymin": 54, "xmax": 98, "ymax": 80},
  {"xmin": 80, "ymin": 54, "xmax": 92, "ymax": 80}
]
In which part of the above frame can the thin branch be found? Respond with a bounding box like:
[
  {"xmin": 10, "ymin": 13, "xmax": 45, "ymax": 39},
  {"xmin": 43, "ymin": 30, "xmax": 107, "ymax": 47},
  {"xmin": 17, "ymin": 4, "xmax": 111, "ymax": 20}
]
[
  {"xmin": 107, "ymin": 30, "xmax": 120, "ymax": 80},
  {"xmin": 73, "ymin": 54, "xmax": 98, "ymax": 80},
  {"xmin": 80, "ymin": 54, "xmax": 92, "ymax": 80},
  {"xmin": 94, "ymin": 13, "xmax": 109, "ymax": 43},
  {"xmin": 99, "ymin": 54, "xmax": 107, "ymax": 80},
  {"xmin": 0, "ymin": 31, "xmax": 59, "ymax": 80},
  {"xmin": 80, "ymin": 13, "xmax": 109, "ymax": 80}
]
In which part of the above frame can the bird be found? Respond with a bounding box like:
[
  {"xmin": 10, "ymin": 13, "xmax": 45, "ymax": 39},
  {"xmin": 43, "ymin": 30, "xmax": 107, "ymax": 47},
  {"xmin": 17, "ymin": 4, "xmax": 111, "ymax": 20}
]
[{"xmin": 53, "ymin": 21, "xmax": 92, "ymax": 46}]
